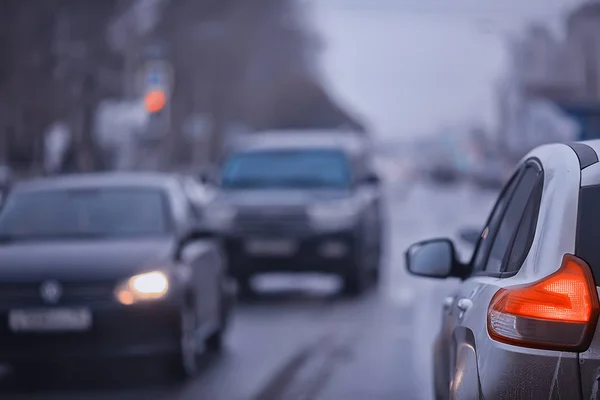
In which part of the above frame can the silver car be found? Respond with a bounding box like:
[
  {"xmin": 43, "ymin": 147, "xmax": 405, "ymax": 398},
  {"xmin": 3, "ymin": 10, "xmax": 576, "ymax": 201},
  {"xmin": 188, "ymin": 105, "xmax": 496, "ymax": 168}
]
[{"xmin": 406, "ymin": 140, "xmax": 600, "ymax": 399}]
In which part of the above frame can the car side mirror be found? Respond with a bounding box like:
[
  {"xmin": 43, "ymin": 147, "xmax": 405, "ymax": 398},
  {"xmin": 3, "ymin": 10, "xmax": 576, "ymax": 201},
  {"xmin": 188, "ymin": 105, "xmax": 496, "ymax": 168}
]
[
  {"xmin": 458, "ymin": 227, "xmax": 481, "ymax": 246},
  {"xmin": 405, "ymin": 238, "xmax": 464, "ymax": 279},
  {"xmin": 182, "ymin": 226, "xmax": 216, "ymax": 243}
]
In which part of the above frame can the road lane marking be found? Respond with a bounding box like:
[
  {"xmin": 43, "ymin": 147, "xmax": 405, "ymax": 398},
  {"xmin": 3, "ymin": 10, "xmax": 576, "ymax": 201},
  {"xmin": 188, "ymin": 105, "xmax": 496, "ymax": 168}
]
[{"xmin": 252, "ymin": 332, "xmax": 358, "ymax": 400}]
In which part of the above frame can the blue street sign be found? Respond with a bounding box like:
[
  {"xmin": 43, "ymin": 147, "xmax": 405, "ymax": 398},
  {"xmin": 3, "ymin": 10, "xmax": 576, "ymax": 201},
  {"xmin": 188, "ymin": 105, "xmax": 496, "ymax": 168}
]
[
  {"xmin": 146, "ymin": 67, "xmax": 162, "ymax": 85},
  {"xmin": 139, "ymin": 61, "xmax": 173, "ymax": 97}
]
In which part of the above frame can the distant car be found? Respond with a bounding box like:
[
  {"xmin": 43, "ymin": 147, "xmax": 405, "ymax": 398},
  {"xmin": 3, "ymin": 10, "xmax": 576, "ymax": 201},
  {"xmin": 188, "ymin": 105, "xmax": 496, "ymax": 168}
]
[
  {"xmin": 405, "ymin": 140, "xmax": 600, "ymax": 399},
  {"xmin": 204, "ymin": 130, "xmax": 385, "ymax": 296},
  {"xmin": 468, "ymin": 158, "xmax": 511, "ymax": 190},
  {"xmin": 0, "ymin": 172, "xmax": 232, "ymax": 381},
  {"xmin": 429, "ymin": 163, "xmax": 460, "ymax": 184}
]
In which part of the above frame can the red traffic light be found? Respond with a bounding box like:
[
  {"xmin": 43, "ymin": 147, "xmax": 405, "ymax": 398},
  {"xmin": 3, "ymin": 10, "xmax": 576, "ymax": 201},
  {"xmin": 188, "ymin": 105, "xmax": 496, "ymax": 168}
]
[{"xmin": 144, "ymin": 90, "xmax": 167, "ymax": 113}]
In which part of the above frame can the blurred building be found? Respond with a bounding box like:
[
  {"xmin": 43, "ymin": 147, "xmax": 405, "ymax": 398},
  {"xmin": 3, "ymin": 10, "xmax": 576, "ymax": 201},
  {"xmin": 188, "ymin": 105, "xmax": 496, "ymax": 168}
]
[{"xmin": 497, "ymin": 0, "xmax": 600, "ymax": 161}]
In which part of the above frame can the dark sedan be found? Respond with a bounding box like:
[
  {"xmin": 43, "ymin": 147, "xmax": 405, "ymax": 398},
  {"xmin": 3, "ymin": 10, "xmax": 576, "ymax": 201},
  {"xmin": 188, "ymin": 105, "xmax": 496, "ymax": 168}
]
[{"xmin": 0, "ymin": 172, "xmax": 232, "ymax": 381}]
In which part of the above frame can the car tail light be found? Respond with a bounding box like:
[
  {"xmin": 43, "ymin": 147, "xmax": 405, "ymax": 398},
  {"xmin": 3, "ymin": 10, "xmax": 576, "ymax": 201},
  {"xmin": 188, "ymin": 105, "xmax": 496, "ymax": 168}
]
[{"xmin": 488, "ymin": 254, "xmax": 600, "ymax": 351}]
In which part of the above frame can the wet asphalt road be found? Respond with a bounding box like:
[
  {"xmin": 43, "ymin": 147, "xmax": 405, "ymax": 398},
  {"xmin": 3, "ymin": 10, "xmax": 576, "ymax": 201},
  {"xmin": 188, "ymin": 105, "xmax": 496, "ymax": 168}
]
[{"xmin": 0, "ymin": 180, "xmax": 497, "ymax": 400}]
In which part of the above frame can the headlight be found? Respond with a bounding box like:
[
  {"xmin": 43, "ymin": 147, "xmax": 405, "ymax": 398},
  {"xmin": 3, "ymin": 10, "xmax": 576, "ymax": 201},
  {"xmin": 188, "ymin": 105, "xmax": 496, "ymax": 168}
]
[
  {"xmin": 308, "ymin": 198, "xmax": 361, "ymax": 230},
  {"xmin": 204, "ymin": 204, "xmax": 236, "ymax": 230},
  {"xmin": 115, "ymin": 271, "xmax": 169, "ymax": 305}
]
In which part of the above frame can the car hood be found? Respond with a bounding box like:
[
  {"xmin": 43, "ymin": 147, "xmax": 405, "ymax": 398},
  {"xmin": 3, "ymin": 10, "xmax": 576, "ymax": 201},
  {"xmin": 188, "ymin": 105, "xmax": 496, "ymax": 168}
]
[
  {"xmin": 213, "ymin": 189, "xmax": 351, "ymax": 207},
  {"xmin": 0, "ymin": 238, "xmax": 176, "ymax": 282}
]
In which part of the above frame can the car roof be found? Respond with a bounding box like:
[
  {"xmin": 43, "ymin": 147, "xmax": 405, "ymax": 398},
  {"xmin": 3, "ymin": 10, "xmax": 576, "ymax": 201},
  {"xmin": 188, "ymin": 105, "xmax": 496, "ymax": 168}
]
[
  {"xmin": 227, "ymin": 130, "xmax": 370, "ymax": 156},
  {"xmin": 12, "ymin": 172, "xmax": 179, "ymax": 194}
]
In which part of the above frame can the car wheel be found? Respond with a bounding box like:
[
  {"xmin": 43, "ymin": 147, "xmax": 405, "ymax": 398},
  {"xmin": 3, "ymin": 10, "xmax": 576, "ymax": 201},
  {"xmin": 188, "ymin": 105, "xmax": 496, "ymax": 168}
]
[
  {"xmin": 205, "ymin": 283, "xmax": 230, "ymax": 353},
  {"xmin": 236, "ymin": 275, "xmax": 255, "ymax": 299},
  {"xmin": 169, "ymin": 308, "xmax": 199, "ymax": 380},
  {"xmin": 370, "ymin": 264, "xmax": 381, "ymax": 284},
  {"xmin": 370, "ymin": 241, "xmax": 383, "ymax": 284},
  {"xmin": 342, "ymin": 257, "xmax": 368, "ymax": 296}
]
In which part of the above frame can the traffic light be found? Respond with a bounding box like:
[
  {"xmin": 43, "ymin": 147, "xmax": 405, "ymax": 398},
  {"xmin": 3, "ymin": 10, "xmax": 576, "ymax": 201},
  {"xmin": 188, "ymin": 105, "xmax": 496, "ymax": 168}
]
[{"xmin": 144, "ymin": 89, "xmax": 167, "ymax": 113}]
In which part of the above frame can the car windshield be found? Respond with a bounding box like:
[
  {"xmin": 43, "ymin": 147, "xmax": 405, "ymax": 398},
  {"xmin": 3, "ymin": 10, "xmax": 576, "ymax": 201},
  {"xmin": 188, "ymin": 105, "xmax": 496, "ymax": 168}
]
[
  {"xmin": 221, "ymin": 149, "xmax": 352, "ymax": 189},
  {"xmin": 0, "ymin": 188, "xmax": 170, "ymax": 241}
]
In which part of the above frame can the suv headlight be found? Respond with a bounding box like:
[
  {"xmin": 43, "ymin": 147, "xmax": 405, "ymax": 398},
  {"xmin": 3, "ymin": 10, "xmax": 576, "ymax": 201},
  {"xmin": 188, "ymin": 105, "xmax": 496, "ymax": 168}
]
[
  {"xmin": 204, "ymin": 204, "xmax": 236, "ymax": 230},
  {"xmin": 308, "ymin": 198, "xmax": 361, "ymax": 230},
  {"xmin": 115, "ymin": 271, "xmax": 170, "ymax": 305}
]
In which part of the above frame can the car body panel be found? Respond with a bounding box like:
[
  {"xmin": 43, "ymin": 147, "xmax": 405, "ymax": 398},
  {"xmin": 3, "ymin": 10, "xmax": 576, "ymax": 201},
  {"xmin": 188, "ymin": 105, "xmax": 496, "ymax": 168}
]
[
  {"xmin": 570, "ymin": 140, "xmax": 600, "ymax": 398},
  {"xmin": 436, "ymin": 143, "xmax": 585, "ymax": 399},
  {"xmin": 0, "ymin": 173, "xmax": 228, "ymax": 363},
  {"xmin": 512, "ymin": 143, "xmax": 580, "ymax": 282},
  {"xmin": 213, "ymin": 141, "xmax": 383, "ymax": 280},
  {"xmin": 213, "ymin": 188, "xmax": 354, "ymax": 208},
  {"xmin": 0, "ymin": 238, "xmax": 175, "ymax": 283}
]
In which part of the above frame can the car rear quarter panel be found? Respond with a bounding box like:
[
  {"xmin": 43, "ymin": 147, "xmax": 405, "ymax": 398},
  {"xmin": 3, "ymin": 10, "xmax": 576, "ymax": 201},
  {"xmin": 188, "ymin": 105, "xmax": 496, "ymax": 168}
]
[
  {"xmin": 456, "ymin": 144, "xmax": 583, "ymax": 399},
  {"xmin": 517, "ymin": 144, "xmax": 581, "ymax": 280},
  {"xmin": 577, "ymin": 289, "xmax": 600, "ymax": 400},
  {"xmin": 458, "ymin": 283, "xmax": 581, "ymax": 400}
]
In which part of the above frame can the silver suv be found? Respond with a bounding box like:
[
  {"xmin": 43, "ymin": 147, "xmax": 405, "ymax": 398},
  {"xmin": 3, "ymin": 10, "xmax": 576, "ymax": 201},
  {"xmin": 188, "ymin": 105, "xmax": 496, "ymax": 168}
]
[{"xmin": 406, "ymin": 140, "xmax": 600, "ymax": 399}]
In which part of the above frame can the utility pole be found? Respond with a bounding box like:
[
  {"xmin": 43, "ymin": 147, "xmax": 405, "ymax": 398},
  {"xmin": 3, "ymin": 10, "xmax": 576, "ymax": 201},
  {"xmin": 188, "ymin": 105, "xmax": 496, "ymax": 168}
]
[{"xmin": 138, "ymin": 42, "xmax": 174, "ymax": 170}]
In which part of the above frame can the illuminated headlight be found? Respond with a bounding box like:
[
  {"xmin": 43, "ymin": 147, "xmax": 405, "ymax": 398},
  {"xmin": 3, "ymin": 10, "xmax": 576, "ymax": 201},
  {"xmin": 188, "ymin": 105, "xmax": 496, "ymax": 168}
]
[
  {"xmin": 115, "ymin": 271, "xmax": 169, "ymax": 305},
  {"xmin": 308, "ymin": 198, "xmax": 360, "ymax": 230},
  {"xmin": 204, "ymin": 204, "xmax": 237, "ymax": 230}
]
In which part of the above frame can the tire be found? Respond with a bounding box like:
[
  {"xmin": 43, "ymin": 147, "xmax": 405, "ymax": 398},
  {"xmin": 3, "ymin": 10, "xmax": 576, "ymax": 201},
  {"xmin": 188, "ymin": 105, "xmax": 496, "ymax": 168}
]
[
  {"xmin": 342, "ymin": 260, "xmax": 368, "ymax": 296},
  {"xmin": 168, "ymin": 308, "xmax": 200, "ymax": 381},
  {"xmin": 370, "ymin": 240, "xmax": 383, "ymax": 285},
  {"xmin": 342, "ymin": 236, "xmax": 371, "ymax": 296},
  {"xmin": 342, "ymin": 274, "xmax": 364, "ymax": 296},
  {"xmin": 205, "ymin": 283, "xmax": 230, "ymax": 353},
  {"xmin": 236, "ymin": 275, "xmax": 255, "ymax": 299},
  {"xmin": 371, "ymin": 264, "xmax": 381, "ymax": 284}
]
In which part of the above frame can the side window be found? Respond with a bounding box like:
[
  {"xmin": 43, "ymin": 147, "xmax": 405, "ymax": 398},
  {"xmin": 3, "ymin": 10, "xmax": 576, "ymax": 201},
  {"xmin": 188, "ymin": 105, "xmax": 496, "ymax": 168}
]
[
  {"xmin": 504, "ymin": 174, "xmax": 543, "ymax": 273},
  {"xmin": 484, "ymin": 165, "xmax": 541, "ymax": 274},
  {"xmin": 471, "ymin": 170, "xmax": 522, "ymax": 273}
]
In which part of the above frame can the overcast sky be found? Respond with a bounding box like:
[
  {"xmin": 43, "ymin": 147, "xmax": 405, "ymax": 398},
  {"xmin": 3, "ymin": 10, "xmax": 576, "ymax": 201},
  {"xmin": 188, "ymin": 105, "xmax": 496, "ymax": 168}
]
[{"xmin": 309, "ymin": 0, "xmax": 588, "ymax": 140}]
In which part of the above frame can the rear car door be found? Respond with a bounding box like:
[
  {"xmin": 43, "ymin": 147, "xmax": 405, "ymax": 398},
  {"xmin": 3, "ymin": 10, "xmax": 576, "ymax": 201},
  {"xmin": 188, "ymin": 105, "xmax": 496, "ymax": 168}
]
[
  {"xmin": 447, "ymin": 161, "xmax": 544, "ymax": 398},
  {"xmin": 436, "ymin": 166, "xmax": 522, "ymax": 393}
]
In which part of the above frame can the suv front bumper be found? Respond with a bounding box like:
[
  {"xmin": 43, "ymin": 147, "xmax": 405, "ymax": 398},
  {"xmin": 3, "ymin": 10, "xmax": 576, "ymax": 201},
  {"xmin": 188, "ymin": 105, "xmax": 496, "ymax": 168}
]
[{"xmin": 223, "ymin": 230, "xmax": 359, "ymax": 276}]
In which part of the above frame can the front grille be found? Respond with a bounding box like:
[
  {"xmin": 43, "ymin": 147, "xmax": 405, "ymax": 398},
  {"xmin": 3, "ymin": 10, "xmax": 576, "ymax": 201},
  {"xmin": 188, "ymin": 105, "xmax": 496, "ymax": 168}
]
[
  {"xmin": 0, "ymin": 282, "xmax": 116, "ymax": 307},
  {"xmin": 233, "ymin": 207, "xmax": 311, "ymax": 236}
]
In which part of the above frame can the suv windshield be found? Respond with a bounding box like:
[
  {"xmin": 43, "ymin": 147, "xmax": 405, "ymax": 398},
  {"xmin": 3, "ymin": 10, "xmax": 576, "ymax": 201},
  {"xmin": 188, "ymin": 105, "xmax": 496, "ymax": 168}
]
[
  {"xmin": 221, "ymin": 149, "xmax": 352, "ymax": 189},
  {"xmin": 0, "ymin": 188, "xmax": 170, "ymax": 241}
]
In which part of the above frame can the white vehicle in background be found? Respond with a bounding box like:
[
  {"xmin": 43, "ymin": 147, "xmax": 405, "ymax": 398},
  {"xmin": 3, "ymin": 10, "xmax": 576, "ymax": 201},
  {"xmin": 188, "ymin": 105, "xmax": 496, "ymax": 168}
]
[{"xmin": 502, "ymin": 98, "xmax": 580, "ymax": 161}]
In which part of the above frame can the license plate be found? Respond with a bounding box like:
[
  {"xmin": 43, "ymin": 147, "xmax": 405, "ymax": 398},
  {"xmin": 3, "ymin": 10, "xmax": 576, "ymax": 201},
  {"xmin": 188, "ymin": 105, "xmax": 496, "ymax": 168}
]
[
  {"xmin": 245, "ymin": 239, "xmax": 298, "ymax": 256},
  {"xmin": 9, "ymin": 308, "xmax": 92, "ymax": 332}
]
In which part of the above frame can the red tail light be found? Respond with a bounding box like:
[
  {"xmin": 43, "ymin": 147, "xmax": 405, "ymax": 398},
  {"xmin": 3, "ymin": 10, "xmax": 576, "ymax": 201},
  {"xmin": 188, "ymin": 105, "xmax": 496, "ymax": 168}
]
[{"xmin": 488, "ymin": 254, "xmax": 600, "ymax": 351}]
